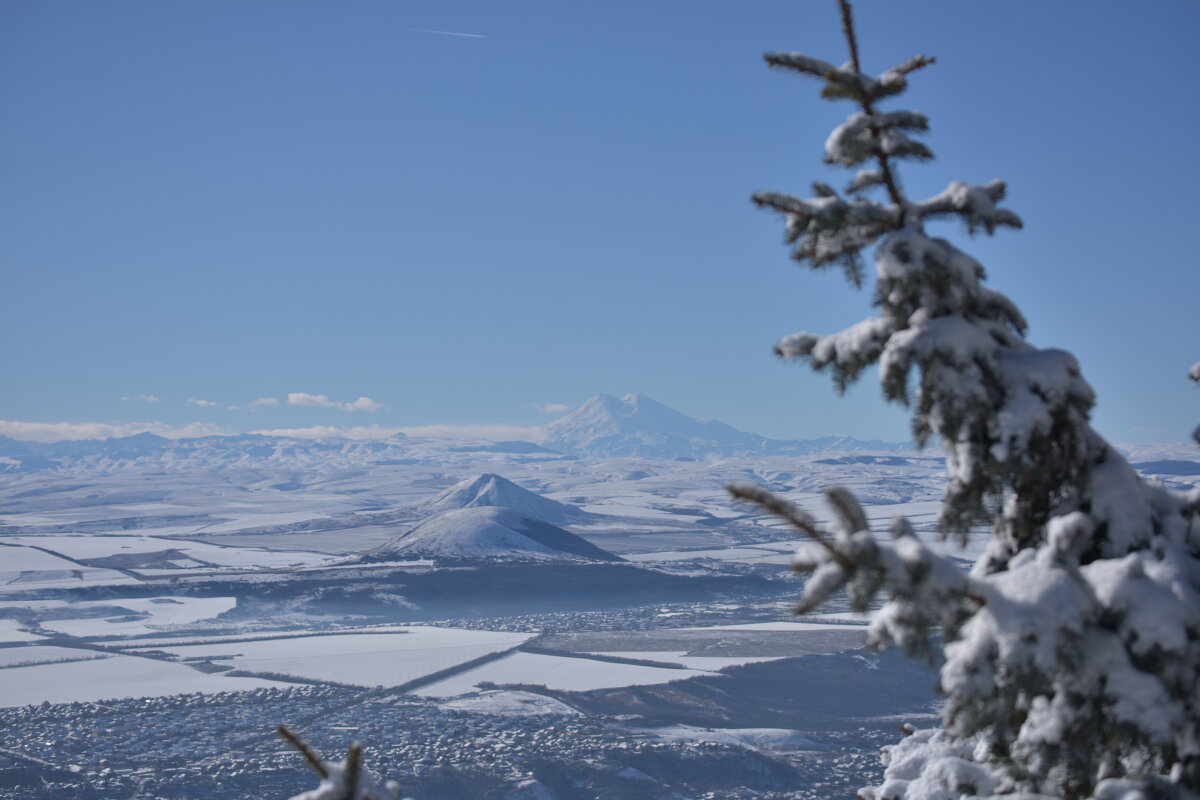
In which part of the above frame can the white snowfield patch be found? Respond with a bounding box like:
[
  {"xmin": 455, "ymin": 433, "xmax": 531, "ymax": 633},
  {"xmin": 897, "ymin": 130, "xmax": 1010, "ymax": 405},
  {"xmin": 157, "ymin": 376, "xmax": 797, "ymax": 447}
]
[
  {"xmin": 0, "ymin": 645, "xmax": 107, "ymax": 668},
  {"xmin": 0, "ymin": 653, "xmax": 290, "ymax": 707},
  {"xmin": 0, "ymin": 618, "xmax": 46, "ymax": 643},
  {"xmin": 588, "ymin": 651, "xmax": 785, "ymax": 671},
  {"xmin": 415, "ymin": 651, "xmax": 711, "ymax": 698},
  {"xmin": 0, "ymin": 534, "xmax": 328, "ymax": 570},
  {"xmin": 0, "ymin": 543, "xmax": 140, "ymax": 592},
  {"xmin": 638, "ymin": 724, "xmax": 824, "ymax": 753},
  {"xmin": 438, "ymin": 689, "xmax": 581, "ymax": 717},
  {"xmin": 689, "ymin": 621, "xmax": 868, "ymax": 632},
  {"xmin": 0, "ymin": 544, "xmax": 88, "ymax": 571},
  {"xmin": 806, "ymin": 611, "xmax": 872, "ymax": 624},
  {"xmin": 624, "ymin": 546, "xmax": 795, "ymax": 564},
  {"xmin": 34, "ymin": 596, "xmax": 238, "ymax": 638},
  {"xmin": 113, "ymin": 624, "xmax": 423, "ymax": 650},
  {"xmin": 298, "ymin": 559, "xmax": 435, "ymax": 572},
  {"xmin": 138, "ymin": 627, "xmax": 533, "ymax": 687}
]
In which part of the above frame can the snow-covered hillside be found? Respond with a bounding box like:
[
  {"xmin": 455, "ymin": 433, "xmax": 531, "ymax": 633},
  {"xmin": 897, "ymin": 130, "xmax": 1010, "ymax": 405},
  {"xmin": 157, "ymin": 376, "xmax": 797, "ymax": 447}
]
[
  {"xmin": 361, "ymin": 506, "xmax": 621, "ymax": 563},
  {"xmin": 418, "ymin": 473, "xmax": 593, "ymax": 525}
]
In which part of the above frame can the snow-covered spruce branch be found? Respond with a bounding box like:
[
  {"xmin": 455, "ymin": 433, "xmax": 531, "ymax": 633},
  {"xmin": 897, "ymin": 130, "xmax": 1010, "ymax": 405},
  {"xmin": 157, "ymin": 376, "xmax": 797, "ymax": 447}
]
[
  {"xmin": 751, "ymin": 187, "xmax": 900, "ymax": 287},
  {"xmin": 762, "ymin": 51, "xmax": 933, "ymax": 106},
  {"xmin": 727, "ymin": 483, "xmax": 983, "ymax": 662},
  {"xmin": 911, "ymin": 180, "xmax": 1023, "ymax": 236},
  {"xmin": 1191, "ymin": 363, "xmax": 1200, "ymax": 445},
  {"xmin": 727, "ymin": 483, "xmax": 1200, "ymax": 800},
  {"xmin": 280, "ymin": 725, "xmax": 409, "ymax": 800}
]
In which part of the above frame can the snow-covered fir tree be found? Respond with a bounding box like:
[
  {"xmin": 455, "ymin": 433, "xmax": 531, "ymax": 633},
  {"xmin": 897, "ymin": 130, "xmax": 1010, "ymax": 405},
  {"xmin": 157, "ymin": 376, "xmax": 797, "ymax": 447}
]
[{"xmin": 731, "ymin": 3, "xmax": 1200, "ymax": 800}]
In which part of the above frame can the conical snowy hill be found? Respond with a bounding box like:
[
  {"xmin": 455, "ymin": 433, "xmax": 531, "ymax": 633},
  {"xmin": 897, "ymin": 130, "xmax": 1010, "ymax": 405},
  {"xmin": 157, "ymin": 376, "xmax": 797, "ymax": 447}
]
[
  {"xmin": 360, "ymin": 507, "xmax": 621, "ymax": 564},
  {"xmin": 418, "ymin": 473, "xmax": 590, "ymax": 525}
]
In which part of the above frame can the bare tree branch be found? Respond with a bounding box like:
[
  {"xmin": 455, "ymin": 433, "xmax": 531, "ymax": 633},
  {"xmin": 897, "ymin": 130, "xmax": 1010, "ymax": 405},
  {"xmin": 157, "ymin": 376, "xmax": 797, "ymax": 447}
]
[{"xmin": 277, "ymin": 724, "xmax": 329, "ymax": 781}]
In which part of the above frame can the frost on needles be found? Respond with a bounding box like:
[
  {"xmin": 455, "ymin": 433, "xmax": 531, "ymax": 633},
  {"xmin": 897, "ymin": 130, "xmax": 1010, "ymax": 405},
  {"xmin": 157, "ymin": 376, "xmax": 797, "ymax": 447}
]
[{"xmin": 734, "ymin": 3, "xmax": 1200, "ymax": 800}]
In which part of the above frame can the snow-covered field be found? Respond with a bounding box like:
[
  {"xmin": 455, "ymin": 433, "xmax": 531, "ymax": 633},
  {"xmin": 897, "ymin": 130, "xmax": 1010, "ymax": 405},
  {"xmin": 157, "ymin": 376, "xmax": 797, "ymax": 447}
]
[
  {"xmin": 0, "ymin": 652, "xmax": 290, "ymax": 707},
  {"xmin": 415, "ymin": 651, "xmax": 712, "ymax": 697},
  {"xmin": 0, "ymin": 617, "xmax": 45, "ymax": 643},
  {"xmin": 31, "ymin": 596, "xmax": 239, "ymax": 637},
  {"xmin": 0, "ymin": 543, "xmax": 139, "ymax": 592},
  {"xmin": 137, "ymin": 627, "xmax": 534, "ymax": 687},
  {"xmin": 587, "ymin": 650, "xmax": 786, "ymax": 670},
  {"xmin": 0, "ymin": 534, "xmax": 329, "ymax": 570},
  {"xmin": 0, "ymin": 644, "xmax": 104, "ymax": 668}
]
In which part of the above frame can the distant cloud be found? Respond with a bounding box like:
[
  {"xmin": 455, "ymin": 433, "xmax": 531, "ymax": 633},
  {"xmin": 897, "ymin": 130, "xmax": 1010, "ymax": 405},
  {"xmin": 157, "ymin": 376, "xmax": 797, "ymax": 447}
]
[
  {"xmin": 534, "ymin": 403, "xmax": 570, "ymax": 415},
  {"xmin": 250, "ymin": 397, "xmax": 279, "ymax": 408},
  {"xmin": 400, "ymin": 26, "xmax": 486, "ymax": 39},
  {"xmin": 0, "ymin": 420, "xmax": 229, "ymax": 443},
  {"xmin": 122, "ymin": 394, "xmax": 159, "ymax": 404},
  {"xmin": 187, "ymin": 398, "xmax": 218, "ymax": 407},
  {"xmin": 342, "ymin": 396, "xmax": 383, "ymax": 412},
  {"xmin": 286, "ymin": 392, "xmax": 332, "ymax": 408},
  {"xmin": 286, "ymin": 393, "xmax": 382, "ymax": 412}
]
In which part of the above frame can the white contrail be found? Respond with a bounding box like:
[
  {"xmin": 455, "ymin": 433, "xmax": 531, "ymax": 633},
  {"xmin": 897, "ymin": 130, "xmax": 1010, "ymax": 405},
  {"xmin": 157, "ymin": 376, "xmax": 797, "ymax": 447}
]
[{"xmin": 401, "ymin": 27, "xmax": 486, "ymax": 39}]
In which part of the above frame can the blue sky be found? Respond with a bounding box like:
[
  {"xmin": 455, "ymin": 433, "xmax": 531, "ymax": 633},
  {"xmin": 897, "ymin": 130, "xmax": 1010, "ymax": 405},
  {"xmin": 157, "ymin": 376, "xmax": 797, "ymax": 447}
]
[{"xmin": 3, "ymin": 0, "xmax": 1197, "ymax": 444}]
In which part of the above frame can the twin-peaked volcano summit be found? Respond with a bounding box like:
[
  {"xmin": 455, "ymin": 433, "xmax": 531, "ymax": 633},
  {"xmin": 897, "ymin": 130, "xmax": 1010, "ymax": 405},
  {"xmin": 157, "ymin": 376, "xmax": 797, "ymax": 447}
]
[{"xmin": 536, "ymin": 393, "xmax": 906, "ymax": 459}]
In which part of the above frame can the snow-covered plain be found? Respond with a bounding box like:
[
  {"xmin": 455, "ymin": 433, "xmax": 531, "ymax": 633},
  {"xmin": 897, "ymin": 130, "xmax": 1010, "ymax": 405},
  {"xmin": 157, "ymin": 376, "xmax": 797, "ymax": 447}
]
[{"xmin": 0, "ymin": 409, "xmax": 1194, "ymax": 799}]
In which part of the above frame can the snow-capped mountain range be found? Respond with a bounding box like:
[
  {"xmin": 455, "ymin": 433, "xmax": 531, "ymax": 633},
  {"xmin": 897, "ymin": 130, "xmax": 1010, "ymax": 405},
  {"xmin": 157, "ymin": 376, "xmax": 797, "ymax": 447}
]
[{"xmin": 0, "ymin": 394, "xmax": 909, "ymax": 474}]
